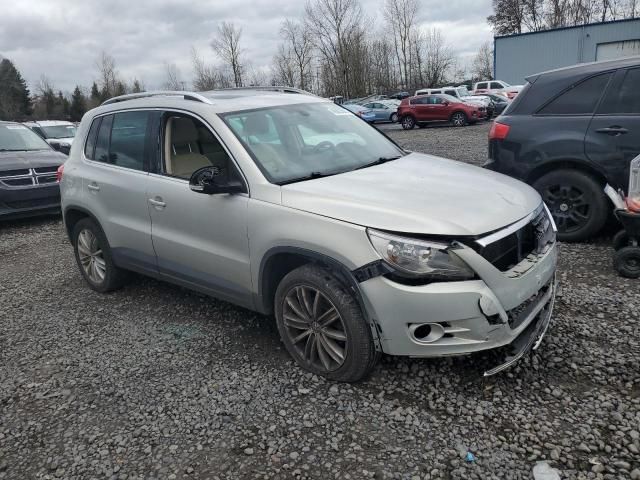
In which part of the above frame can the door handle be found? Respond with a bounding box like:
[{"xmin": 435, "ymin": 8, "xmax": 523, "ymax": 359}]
[
  {"xmin": 148, "ymin": 198, "xmax": 166, "ymax": 208},
  {"xmin": 596, "ymin": 126, "xmax": 628, "ymax": 136},
  {"xmin": 87, "ymin": 183, "xmax": 100, "ymax": 191}
]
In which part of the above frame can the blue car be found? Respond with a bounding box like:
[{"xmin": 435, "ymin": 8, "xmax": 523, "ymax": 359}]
[
  {"xmin": 342, "ymin": 104, "xmax": 376, "ymax": 123},
  {"xmin": 361, "ymin": 101, "xmax": 399, "ymax": 123}
]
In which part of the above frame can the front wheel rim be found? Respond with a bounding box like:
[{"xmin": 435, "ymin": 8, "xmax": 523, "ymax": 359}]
[
  {"xmin": 542, "ymin": 184, "xmax": 590, "ymax": 233},
  {"xmin": 77, "ymin": 229, "xmax": 106, "ymax": 284},
  {"xmin": 282, "ymin": 285, "xmax": 347, "ymax": 373},
  {"xmin": 453, "ymin": 113, "xmax": 465, "ymax": 126}
]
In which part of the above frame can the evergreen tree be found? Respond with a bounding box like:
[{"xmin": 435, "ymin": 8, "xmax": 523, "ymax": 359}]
[
  {"xmin": 90, "ymin": 82, "xmax": 101, "ymax": 107},
  {"xmin": 131, "ymin": 79, "xmax": 144, "ymax": 93},
  {"xmin": 69, "ymin": 86, "xmax": 87, "ymax": 121},
  {"xmin": 0, "ymin": 58, "xmax": 32, "ymax": 120}
]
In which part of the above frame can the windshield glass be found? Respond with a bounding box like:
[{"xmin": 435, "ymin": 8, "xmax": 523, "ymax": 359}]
[
  {"xmin": 41, "ymin": 125, "xmax": 77, "ymax": 139},
  {"xmin": 221, "ymin": 102, "xmax": 404, "ymax": 184},
  {"xmin": 439, "ymin": 94, "xmax": 460, "ymax": 103},
  {"xmin": 456, "ymin": 87, "xmax": 470, "ymax": 97},
  {"xmin": 0, "ymin": 124, "xmax": 51, "ymax": 152}
]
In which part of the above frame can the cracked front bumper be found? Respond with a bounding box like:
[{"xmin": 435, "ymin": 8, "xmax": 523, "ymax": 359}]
[{"xmin": 359, "ymin": 241, "xmax": 558, "ymax": 372}]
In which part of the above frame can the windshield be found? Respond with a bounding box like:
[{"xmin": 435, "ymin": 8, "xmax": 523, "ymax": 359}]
[
  {"xmin": 456, "ymin": 87, "xmax": 470, "ymax": 98},
  {"xmin": 41, "ymin": 125, "xmax": 77, "ymax": 139},
  {"xmin": 0, "ymin": 124, "xmax": 51, "ymax": 152},
  {"xmin": 439, "ymin": 94, "xmax": 461, "ymax": 103},
  {"xmin": 221, "ymin": 102, "xmax": 404, "ymax": 184}
]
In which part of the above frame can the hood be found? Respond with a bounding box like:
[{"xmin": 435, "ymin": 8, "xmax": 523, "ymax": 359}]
[
  {"xmin": 281, "ymin": 153, "xmax": 541, "ymax": 236},
  {"xmin": 0, "ymin": 149, "xmax": 66, "ymax": 171},
  {"xmin": 46, "ymin": 137, "xmax": 74, "ymax": 145}
]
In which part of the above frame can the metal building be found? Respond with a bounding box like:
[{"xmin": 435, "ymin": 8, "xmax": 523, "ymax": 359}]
[{"xmin": 494, "ymin": 18, "xmax": 640, "ymax": 84}]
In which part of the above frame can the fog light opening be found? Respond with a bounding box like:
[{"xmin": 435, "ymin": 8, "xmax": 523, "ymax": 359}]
[{"xmin": 409, "ymin": 323, "xmax": 445, "ymax": 344}]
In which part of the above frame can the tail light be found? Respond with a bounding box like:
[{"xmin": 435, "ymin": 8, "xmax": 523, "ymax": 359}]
[
  {"xmin": 56, "ymin": 163, "xmax": 65, "ymax": 183},
  {"xmin": 489, "ymin": 121, "xmax": 510, "ymax": 140}
]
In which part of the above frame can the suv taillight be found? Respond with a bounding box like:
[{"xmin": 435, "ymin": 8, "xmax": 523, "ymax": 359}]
[
  {"xmin": 489, "ymin": 121, "xmax": 510, "ymax": 141},
  {"xmin": 56, "ymin": 164, "xmax": 64, "ymax": 183}
]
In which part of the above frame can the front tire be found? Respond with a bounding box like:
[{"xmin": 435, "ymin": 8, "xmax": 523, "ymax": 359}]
[
  {"xmin": 533, "ymin": 170, "xmax": 608, "ymax": 242},
  {"xmin": 274, "ymin": 265, "xmax": 379, "ymax": 382},
  {"xmin": 401, "ymin": 115, "xmax": 415, "ymax": 130},
  {"xmin": 450, "ymin": 111, "xmax": 467, "ymax": 127},
  {"xmin": 73, "ymin": 218, "xmax": 127, "ymax": 292}
]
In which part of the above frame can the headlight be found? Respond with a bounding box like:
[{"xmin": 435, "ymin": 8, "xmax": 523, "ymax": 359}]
[{"xmin": 367, "ymin": 229, "xmax": 475, "ymax": 280}]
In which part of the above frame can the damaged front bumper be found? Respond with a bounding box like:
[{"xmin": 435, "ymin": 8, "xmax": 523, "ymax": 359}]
[{"xmin": 358, "ymin": 239, "xmax": 558, "ymax": 376}]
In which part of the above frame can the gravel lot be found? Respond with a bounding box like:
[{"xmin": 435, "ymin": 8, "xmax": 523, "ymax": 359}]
[{"xmin": 1, "ymin": 123, "xmax": 639, "ymax": 480}]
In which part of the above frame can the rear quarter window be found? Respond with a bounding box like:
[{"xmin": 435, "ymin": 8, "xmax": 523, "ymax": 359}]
[
  {"xmin": 84, "ymin": 117, "xmax": 101, "ymax": 159},
  {"xmin": 537, "ymin": 73, "xmax": 612, "ymax": 115}
]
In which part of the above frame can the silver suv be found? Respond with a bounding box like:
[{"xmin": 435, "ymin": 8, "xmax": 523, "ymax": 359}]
[{"xmin": 60, "ymin": 89, "xmax": 558, "ymax": 382}]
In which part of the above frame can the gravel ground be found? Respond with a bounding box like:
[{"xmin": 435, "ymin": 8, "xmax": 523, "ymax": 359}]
[{"xmin": 1, "ymin": 124, "xmax": 639, "ymax": 480}]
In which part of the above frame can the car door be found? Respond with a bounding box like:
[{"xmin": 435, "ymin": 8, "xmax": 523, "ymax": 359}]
[
  {"xmin": 146, "ymin": 112, "xmax": 253, "ymax": 308},
  {"xmin": 411, "ymin": 97, "xmax": 431, "ymax": 121},
  {"xmin": 373, "ymin": 103, "xmax": 389, "ymax": 121},
  {"xmin": 82, "ymin": 111, "xmax": 157, "ymax": 272},
  {"xmin": 586, "ymin": 67, "xmax": 640, "ymax": 189},
  {"xmin": 428, "ymin": 96, "xmax": 450, "ymax": 121}
]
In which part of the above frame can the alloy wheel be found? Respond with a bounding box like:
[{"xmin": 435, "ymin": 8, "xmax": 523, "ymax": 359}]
[
  {"xmin": 282, "ymin": 285, "xmax": 347, "ymax": 373},
  {"xmin": 541, "ymin": 184, "xmax": 590, "ymax": 234},
  {"xmin": 390, "ymin": 113, "xmax": 398, "ymax": 123},
  {"xmin": 402, "ymin": 116, "xmax": 414, "ymax": 129},
  {"xmin": 77, "ymin": 229, "xmax": 106, "ymax": 284},
  {"xmin": 452, "ymin": 113, "xmax": 466, "ymax": 127}
]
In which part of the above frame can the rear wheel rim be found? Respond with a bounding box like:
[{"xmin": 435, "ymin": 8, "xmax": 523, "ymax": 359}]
[
  {"xmin": 625, "ymin": 256, "xmax": 640, "ymax": 273},
  {"xmin": 77, "ymin": 229, "xmax": 106, "ymax": 284},
  {"xmin": 541, "ymin": 184, "xmax": 590, "ymax": 234},
  {"xmin": 452, "ymin": 113, "xmax": 465, "ymax": 126},
  {"xmin": 391, "ymin": 113, "xmax": 398, "ymax": 122},
  {"xmin": 402, "ymin": 117, "xmax": 414, "ymax": 129},
  {"xmin": 282, "ymin": 285, "xmax": 347, "ymax": 373}
]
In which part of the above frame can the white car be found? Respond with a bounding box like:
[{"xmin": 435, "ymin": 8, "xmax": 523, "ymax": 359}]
[
  {"xmin": 23, "ymin": 120, "xmax": 77, "ymax": 154},
  {"xmin": 473, "ymin": 80, "xmax": 523, "ymax": 99}
]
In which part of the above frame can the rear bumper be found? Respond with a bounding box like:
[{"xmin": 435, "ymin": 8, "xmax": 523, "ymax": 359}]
[{"xmin": 0, "ymin": 184, "xmax": 61, "ymax": 220}]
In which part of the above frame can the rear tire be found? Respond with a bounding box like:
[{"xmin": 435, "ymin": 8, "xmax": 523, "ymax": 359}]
[
  {"xmin": 390, "ymin": 112, "xmax": 398, "ymax": 123},
  {"xmin": 73, "ymin": 218, "xmax": 127, "ymax": 293},
  {"xmin": 614, "ymin": 247, "xmax": 640, "ymax": 278},
  {"xmin": 533, "ymin": 170, "xmax": 608, "ymax": 242},
  {"xmin": 401, "ymin": 115, "xmax": 415, "ymax": 130},
  {"xmin": 274, "ymin": 264, "xmax": 379, "ymax": 382}
]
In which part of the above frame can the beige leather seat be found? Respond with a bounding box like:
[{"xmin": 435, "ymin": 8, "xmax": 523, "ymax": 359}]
[{"xmin": 165, "ymin": 117, "xmax": 211, "ymax": 178}]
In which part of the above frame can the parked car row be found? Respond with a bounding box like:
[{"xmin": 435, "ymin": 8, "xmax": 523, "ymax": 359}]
[{"xmin": 23, "ymin": 120, "xmax": 76, "ymax": 154}]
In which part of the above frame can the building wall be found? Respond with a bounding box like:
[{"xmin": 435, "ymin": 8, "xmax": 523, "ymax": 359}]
[{"xmin": 494, "ymin": 19, "xmax": 640, "ymax": 85}]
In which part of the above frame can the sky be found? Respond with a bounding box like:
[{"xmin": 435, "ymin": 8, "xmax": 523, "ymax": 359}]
[{"xmin": 0, "ymin": 0, "xmax": 493, "ymax": 94}]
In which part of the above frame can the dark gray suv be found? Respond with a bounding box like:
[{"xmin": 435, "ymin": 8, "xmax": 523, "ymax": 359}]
[{"xmin": 487, "ymin": 57, "xmax": 640, "ymax": 241}]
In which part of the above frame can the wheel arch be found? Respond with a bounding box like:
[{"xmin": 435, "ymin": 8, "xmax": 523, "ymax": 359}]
[
  {"xmin": 256, "ymin": 247, "xmax": 382, "ymax": 350},
  {"xmin": 525, "ymin": 159, "xmax": 608, "ymax": 187},
  {"xmin": 63, "ymin": 205, "xmax": 102, "ymax": 244}
]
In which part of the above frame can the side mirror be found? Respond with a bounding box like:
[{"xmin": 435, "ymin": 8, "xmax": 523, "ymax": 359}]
[
  {"xmin": 189, "ymin": 166, "xmax": 244, "ymax": 195},
  {"xmin": 442, "ymin": 101, "xmax": 450, "ymax": 106}
]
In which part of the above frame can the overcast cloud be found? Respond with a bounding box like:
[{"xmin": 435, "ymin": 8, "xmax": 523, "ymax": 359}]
[{"xmin": 0, "ymin": 0, "xmax": 492, "ymax": 94}]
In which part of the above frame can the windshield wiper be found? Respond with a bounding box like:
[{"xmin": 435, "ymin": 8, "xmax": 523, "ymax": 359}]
[
  {"xmin": 354, "ymin": 156, "xmax": 402, "ymax": 171},
  {"xmin": 279, "ymin": 171, "xmax": 339, "ymax": 185}
]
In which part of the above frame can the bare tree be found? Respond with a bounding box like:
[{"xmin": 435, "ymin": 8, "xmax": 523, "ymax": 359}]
[
  {"xmin": 191, "ymin": 48, "xmax": 230, "ymax": 91},
  {"xmin": 421, "ymin": 28, "xmax": 455, "ymax": 87},
  {"xmin": 384, "ymin": 0, "xmax": 418, "ymax": 90},
  {"xmin": 211, "ymin": 22, "xmax": 244, "ymax": 87},
  {"xmin": 163, "ymin": 62, "xmax": 183, "ymax": 90},
  {"xmin": 305, "ymin": 0, "xmax": 365, "ymax": 97},
  {"xmin": 95, "ymin": 51, "xmax": 119, "ymax": 98},
  {"xmin": 271, "ymin": 44, "xmax": 297, "ymax": 87},
  {"xmin": 488, "ymin": 0, "xmax": 525, "ymax": 34},
  {"xmin": 472, "ymin": 41, "xmax": 494, "ymax": 81},
  {"xmin": 279, "ymin": 19, "xmax": 314, "ymax": 90}
]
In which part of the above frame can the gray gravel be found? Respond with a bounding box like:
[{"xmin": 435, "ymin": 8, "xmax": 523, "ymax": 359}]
[{"xmin": 1, "ymin": 124, "xmax": 639, "ymax": 479}]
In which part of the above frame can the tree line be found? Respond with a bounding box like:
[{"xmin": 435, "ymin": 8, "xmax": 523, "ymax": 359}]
[{"xmin": 488, "ymin": 0, "xmax": 638, "ymax": 35}]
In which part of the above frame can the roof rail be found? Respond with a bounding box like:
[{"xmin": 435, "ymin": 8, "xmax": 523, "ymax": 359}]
[
  {"xmin": 207, "ymin": 86, "xmax": 316, "ymax": 96},
  {"xmin": 101, "ymin": 91, "xmax": 213, "ymax": 106}
]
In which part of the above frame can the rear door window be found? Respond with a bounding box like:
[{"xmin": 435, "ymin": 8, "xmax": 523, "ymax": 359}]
[
  {"xmin": 598, "ymin": 68, "xmax": 640, "ymax": 115},
  {"xmin": 109, "ymin": 111, "xmax": 151, "ymax": 171},
  {"xmin": 538, "ymin": 73, "xmax": 612, "ymax": 115},
  {"xmin": 476, "ymin": 82, "xmax": 488, "ymax": 90},
  {"xmin": 490, "ymin": 82, "xmax": 503, "ymax": 89}
]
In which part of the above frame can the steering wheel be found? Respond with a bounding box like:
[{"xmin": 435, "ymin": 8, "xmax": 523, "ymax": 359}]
[{"xmin": 312, "ymin": 141, "xmax": 335, "ymax": 154}]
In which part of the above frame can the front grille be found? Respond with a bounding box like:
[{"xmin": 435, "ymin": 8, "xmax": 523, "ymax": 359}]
[
  {"xmin": 2, "ymin": 178, "xmax": 33, "ymax": 187},
  {"xmin": 37, "ymin": 175, "xmax": 57, "ymax": 184},
  {"xmin": 33, "ymin": 166, "xmax": 59, "ymax": 174},
  {"xmin": 507, "ymin": 280, "xmax": 552, "ymax": 329},
  {"xmin": 5, "ymin": 195, "xmax": 60, "ymax": 209},
  {"xmin": 0, "ymin": 169, "xmax": 30, "ymax": 177},
  {"xmin": 475, "ymin": 206, "xmax": 554, "ymax": 272}
]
